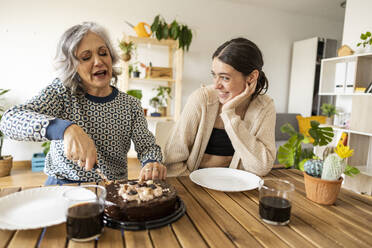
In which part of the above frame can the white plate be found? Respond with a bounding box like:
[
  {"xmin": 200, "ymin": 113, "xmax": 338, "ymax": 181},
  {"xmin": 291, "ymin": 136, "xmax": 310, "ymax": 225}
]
[
  {"xmin": 0, "ymin": 186, "xmax": 74, "ymax": 230},
  {"xmin": 189, "ymin": 168, "xmax": 261, "ymax": 192}
]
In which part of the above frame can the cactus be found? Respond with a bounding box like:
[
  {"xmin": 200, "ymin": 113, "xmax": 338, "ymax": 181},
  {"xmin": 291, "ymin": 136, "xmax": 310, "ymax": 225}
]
[
  {"xmin": 321, "ymin": 153, "xmax": 346, "ymax": 180},
  {"xmin": 304, "ymin": 159, "xmax": 323, "ymax": 178},
  {"xmin": 322, "ymin": 146, "xmax": 335, "ymax": 160}
]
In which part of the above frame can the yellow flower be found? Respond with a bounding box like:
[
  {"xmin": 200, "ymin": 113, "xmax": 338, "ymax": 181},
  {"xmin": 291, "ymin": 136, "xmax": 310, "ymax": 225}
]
[{"xmin": 335, "ymin": 144, "xmax": 354, "ymax": 159}]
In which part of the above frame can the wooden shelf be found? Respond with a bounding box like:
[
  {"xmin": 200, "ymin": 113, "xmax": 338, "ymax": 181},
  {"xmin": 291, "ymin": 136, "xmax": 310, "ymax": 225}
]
[
  {"xmin": 130, "ymin": 77, "xmax": 175, "ymax": 83},
  {"xmin": 146, "ymin": 116, "xmax": 174, "ymax": 121},
  {"xmin": 120, "ymin": 33, "xmax": 184, "ymax": 121},
  {"xmin": 125, "ymin": 35, "xmax": 178, "ymax": 48}
]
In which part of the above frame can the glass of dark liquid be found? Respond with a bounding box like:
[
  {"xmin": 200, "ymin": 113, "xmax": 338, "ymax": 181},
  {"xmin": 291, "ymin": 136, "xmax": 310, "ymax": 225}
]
[
  {"xmin": 259, "ymin": 179, "xmax": 294, "ymax": 225},
  {"xmin": 63, "ymin": 185, "xmax": 106, "ymax": 242}
]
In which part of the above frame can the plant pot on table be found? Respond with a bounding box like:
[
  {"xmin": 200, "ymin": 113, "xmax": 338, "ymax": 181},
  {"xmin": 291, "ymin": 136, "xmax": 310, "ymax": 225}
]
[
  {"xmin": 303, "ymin": 172, "xmax": 343, "ymax": 205},
  {"xmin": 0, "ymin": 155, "xmax": 13, "ymax": 177}
]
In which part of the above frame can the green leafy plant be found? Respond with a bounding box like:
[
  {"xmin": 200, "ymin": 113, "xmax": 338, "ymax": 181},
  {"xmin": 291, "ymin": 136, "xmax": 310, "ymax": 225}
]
[
  {"xmin": 42, "ymin": 141, "xmax": 51, "ymax": 156},
  {"xmin": 126, "ymin": 89, "xmax": 143, "ymax": 100},
  {"xmin": 357, "ymin": 31, "xmax": 372, "ymax": 48},
  {"xmin": 151, "ymin": 15, "xmax": 193, "ymax": 51},
  {"xmin": 321, "ymin": 103, "xmax": 337, "ymax": 117},
  {"xmin": 278, "ymin": 121, "xmax": 334, "ymax": 170},
  {"xmin": 153, "ymin": 86, "xmax": 171, "ymax": 107},
  {"xmin": 119, "ymin": 41, "xmax": 136, "ymax": 61},
  {"xmin": 149, "ymin": 96, "xmax": 161, "ymax": 112},
  {"xmin": 0, "ymin": 89, "xmax": 10, "ymax": 159}
]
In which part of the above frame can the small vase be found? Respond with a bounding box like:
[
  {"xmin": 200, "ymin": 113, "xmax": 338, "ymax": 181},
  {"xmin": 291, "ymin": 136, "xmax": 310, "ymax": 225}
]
[
  {"xmin": 303, "ymin": 172, "xmax": 343, "ymax": 205},
  {"xmin": 0, "ymin": 155, "xmax": 13, "ymax": 177},
  {"xmin": 326, "ymin": 117, "xmax": 334, "ymax": 125}
]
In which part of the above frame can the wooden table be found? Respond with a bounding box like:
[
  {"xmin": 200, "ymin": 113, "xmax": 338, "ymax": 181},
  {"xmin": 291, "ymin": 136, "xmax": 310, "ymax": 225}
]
[{"xmin": 0, "ymin": 169, "xmax": 371, "ymax": 247}]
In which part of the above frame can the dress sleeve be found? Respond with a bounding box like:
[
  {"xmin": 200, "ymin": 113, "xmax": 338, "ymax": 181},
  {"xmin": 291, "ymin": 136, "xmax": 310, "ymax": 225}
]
[
  {"xmin": 163, "ymin": 89, "xmax": 203, "ymax": 176},
  {"xmin": 0, "ymin": 80, "xmax": 68, "ymax": 142},
  {"xmin": 220, "ymin": 99, "xmax": 276, "ymax": 176},
  {"xmin": 130, "ymin": 97, "xmax": 163, "ymax": 165}
]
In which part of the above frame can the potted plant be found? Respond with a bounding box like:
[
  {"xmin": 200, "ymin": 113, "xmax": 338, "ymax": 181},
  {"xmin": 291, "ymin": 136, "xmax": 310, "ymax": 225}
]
[
  {"xmin": 153, "ymin": 86, "xmax": 171, "ymax": 116},
  {"xmin": 320, "ymin": 103, "xmax": 337, "ymax": 125},
  {"xmin": 132, "ymin": 66, "xmax": 141, "ymax": 78},
  {"xmin": 356, "ymin": 31, "xmax": 372, "ymax": 53},
  {"xmin": 278, "ymin": 121, "xmax": 359, "ymax": 205},
  {"xmin": 149, "ymin": 97, "xmax": 161, "ymax": 117},
  {"xmin": 119, "ymin": 41, "xmax": 135, "ymax": 61},
  {"xmin": 303, "ymin": 144, "xmax": 359, "ymax": 205},
  {"xmin": 151, "ymin": 15, "xmax": 193, "ymax": 51},
  {"xmin": 0, "ymin": 88, "xmax": 12, "ymax": 177}
]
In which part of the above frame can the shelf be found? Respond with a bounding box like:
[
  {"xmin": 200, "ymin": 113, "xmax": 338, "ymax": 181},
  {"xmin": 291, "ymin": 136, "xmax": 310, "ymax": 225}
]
[
  {"xmin": 125, "ymin": 35, "xmax": 178, "ymax": 48},
  {"xmin": 130, "ymin": 77, "xmax": 175, "ymax": 83},
  {"xmin": 318, "ymin": 92, "xmax": 372, "ymax": 96},
  {"xmin": 146, "ymin": 116, "xmax": 174, "ymax": 121},
  {"xmin": 321, "ymin": 52, "xmax": 372, "ymax": 62},
  {"xmin": 321, "ymin": 124, "xmax": 372, "ymax": 137},
  {"xmin": 355, "ymin": 166, "xmax": 372, "ymax": 177}
]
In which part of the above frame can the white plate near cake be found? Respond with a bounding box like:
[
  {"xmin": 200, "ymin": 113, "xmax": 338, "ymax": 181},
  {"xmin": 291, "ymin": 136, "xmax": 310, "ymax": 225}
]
[
  {"xmin": 0, "ymin": 186, "xmax": 74, "ymax": 230},
  {"xmin": 190, "ymin": 168, "xmax": 261, "ymax": 192}
]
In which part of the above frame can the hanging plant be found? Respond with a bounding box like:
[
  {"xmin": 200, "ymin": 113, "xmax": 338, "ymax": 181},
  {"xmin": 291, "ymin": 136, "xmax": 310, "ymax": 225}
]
[
  {"xmin": 151, "ymin": 15, "xmax": 193, "ymax": 51},
  {"xmin": 118, "ymin": 41, "xmax": 135, "ymax": 61}
]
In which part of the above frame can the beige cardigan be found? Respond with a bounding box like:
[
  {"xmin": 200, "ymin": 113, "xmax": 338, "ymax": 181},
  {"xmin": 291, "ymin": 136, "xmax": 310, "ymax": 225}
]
[{"xmin": 164, "ymin": 85, "xmax": 276, "ymax": 177}]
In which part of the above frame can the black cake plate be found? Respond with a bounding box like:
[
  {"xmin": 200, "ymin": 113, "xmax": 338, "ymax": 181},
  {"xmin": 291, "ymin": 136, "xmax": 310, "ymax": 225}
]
[{"xmin": 103, "ymin": 197, "xmax": 186, "ymax": 230}]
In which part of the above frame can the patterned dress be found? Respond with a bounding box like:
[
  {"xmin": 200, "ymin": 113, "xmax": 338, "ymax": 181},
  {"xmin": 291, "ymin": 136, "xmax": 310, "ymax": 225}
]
[{"xmin": 0, "ymin": 79, "xmax": 162, "ymax": 181}]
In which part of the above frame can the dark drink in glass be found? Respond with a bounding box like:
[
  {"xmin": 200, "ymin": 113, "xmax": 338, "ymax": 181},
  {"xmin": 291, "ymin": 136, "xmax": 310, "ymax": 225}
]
[
  {"xmin": 66, "ymin": 202, "xmax": 104, "ymax": 241},
  {"xmin": 259, "ymin": 196, "xmax": 291, "ymax": 224},
  {"xmin": 63, "ymin": 185, "xmax": 106, "ymax": 242},
  {"xmin": 258, "ymin": 179, "xmax": 294, "ymax": 225}
]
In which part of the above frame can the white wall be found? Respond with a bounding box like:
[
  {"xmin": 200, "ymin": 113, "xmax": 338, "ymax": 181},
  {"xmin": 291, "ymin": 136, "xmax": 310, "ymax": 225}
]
[
  {"xmin": 0, "ymin": 0, "xmax": 343, "ymax": 160},
  {"xmin": 342, "ymin": 0, "xmax": 372, "ymax": 50}
]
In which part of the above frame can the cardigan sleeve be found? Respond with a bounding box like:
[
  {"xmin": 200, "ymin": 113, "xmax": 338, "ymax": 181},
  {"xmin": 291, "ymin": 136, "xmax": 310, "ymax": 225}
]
[
  {"xmin": 163, "ymin": 89, "xmax": 204, "ymax": 176},
  {"xmin": 0, "ymin": 80, "xmax": 68, "ymax": 142},
  {"xmin": 220, "ymin": 98, "xmax": 276, "ymax": 176}
]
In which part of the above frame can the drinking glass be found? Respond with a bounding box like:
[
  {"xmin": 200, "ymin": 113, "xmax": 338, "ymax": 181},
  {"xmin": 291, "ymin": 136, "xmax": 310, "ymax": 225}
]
[
  {"xmin": 259, "ymin": 179, "xmax": 294, "ymax": 225},
  {"xmin": 63, "ymin": 185, "xmax": 106, "ymax": 242}
]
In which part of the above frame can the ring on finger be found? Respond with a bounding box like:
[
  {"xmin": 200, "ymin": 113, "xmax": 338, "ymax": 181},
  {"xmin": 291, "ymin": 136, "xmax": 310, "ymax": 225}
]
[{"xmin": 145, "ymin": 168, "xmax": 152, "ymax": 172}]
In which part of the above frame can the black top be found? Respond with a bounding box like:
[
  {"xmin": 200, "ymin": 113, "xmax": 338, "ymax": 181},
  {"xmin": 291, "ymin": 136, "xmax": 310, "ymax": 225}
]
[{"xmin": 205, "ymin": 128, "xmax": 235, "ymax": 156}]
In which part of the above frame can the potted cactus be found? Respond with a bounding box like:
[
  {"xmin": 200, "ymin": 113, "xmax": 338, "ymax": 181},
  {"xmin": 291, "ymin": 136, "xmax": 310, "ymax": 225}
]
[
  {"xmin": 303, "ymin": 144, "xmax": 359, "ymax": 205},
  {"xmin": 278, "ymin": 121, "xmax": 359, "ymax": 205}
]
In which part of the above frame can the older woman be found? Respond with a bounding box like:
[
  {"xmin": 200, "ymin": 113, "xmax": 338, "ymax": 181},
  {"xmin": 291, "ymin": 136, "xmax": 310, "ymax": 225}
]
[
  {"xmin": 164, "ymin": 38, "xmax": 276, "ymax": 177},
  {"xmin": 0, "ymin": 22, "xmax": 166, "ymax": 185}
]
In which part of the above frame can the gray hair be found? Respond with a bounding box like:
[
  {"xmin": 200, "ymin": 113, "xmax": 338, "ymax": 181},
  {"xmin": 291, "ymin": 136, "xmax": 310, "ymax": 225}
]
[{"xmin": 54, "ymin": 22, "xmax": 120, "ymax": 94}]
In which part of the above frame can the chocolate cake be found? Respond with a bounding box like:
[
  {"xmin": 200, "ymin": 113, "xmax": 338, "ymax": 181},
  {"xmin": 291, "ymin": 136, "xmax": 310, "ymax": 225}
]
[{"xmin": 104, "ymin": 179, "xmax": 177, "ymax": 222}]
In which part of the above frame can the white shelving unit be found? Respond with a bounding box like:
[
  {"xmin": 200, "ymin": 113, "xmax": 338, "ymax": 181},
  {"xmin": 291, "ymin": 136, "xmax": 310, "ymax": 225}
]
[{"xmin": 319, "ymin": 53, "xmax": 372, "ymax": 194}]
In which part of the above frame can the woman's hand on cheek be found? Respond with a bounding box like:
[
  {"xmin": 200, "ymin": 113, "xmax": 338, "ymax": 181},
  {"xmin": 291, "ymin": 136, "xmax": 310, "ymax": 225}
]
[
  {"xmin": 222, "ymin": 82, "xmax": 255, "ymax": 112},
  {"xmin": 63, "ymin": 124, "xmax": 97, "ymax": 171}
]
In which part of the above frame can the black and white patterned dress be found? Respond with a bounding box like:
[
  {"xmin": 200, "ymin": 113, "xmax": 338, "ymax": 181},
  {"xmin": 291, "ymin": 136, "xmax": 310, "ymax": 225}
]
[{"xmin": 0, "ymin": 79, "xmax": 162, "ymax": 181}]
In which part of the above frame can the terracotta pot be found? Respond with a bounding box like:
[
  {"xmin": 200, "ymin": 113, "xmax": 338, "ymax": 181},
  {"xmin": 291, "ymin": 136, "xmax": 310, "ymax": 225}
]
[
  {"xmin": 121, "ymin": 53, "xmax": 131, "ymax": 62},
  {"xmin": 0, "ymin": 155, "xmax": 13, "ymax": 177},
  {"xmin": 303, "ymin": 172, "xmax": 343, "ymax": 205}
]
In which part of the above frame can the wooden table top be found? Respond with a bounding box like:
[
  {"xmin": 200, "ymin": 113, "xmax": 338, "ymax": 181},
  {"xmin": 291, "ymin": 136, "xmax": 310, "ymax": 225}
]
[{"xmin": 0, "ymin": 169, "xmax": 371, "ymax": 248}]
